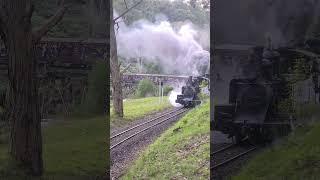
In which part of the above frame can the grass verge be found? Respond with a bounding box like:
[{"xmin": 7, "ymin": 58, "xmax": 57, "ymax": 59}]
[
  {"xmin": 233, "ymin": 122, "xmax": 320, "ymax": 180},
  {"xmin": 0, "ymin": 116, "xmax": 107, "ymax": 179},
  {"xmin": 111, "ymin": 96, "xmax": 172, "ymax": 126},
  {"xmin": 122, "ymin": 102, "xmax": 210, "ymax": 179}
]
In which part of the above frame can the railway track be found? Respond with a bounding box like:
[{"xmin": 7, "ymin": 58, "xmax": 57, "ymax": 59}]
[
  {"xmin": 211, "ymin": 142, "xmax": 258, "ymax": 170},
  {"xmin": 110, "ymin": 107, "xmax": 189, "ymax": 150}
]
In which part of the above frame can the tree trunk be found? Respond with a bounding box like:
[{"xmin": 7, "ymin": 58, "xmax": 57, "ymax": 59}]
[
  {"xmin": 0, "ymin": 0, "xmax": 67, "ymax": 175},
  {"xmin": 104, "ymin": 0, "xmax": 110, "ymax": 115},
  {"xmin": 110, "ymin": 2, "xmax": 124, "ymax": 117},
  {"xmin": 0, "ymin": 1, "xmax": 43, "ymax": 175},
  {"xmin": 6, "ymin": 25, "xmax": 43, "ymax": 176}
]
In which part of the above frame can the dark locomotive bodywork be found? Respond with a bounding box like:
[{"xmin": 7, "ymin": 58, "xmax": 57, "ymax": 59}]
[
  {"xmin": 214, "ymin": 38, "xmax": 320, "ymax": 143},
  {"xmin": 176, "ymin": 85, "xmax": 201, "ymax": 107},
  {"xmin": 213, "ymin": 78, "xmax": 288, "ymax": 142},
  {"xmin": 176, "ymin": 75, "xmax": 209, "ymax": 108},
  {"xmin": 175, "ymin": 76, "xmax": 201, "ymax": 107}
]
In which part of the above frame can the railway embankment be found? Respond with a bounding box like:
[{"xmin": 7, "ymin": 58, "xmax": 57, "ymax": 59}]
[
  {"xmin": 233, "ymin": 121, "xmax": 320, "ymax": 180},
  {"xmin": 122, "ymin": 102, "xmax": 210, "ymax": 179}
]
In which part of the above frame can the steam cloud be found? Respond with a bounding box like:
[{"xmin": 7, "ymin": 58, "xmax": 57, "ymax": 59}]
[
  {"xmin": 169, "ymin": 90, "xmax": 183, "ymax": 107},
  {"xmin": 114, "ymin": 12, "xmax": 210, "ymax": 76},
  {"xmin": 213, "ymin": 0, "xmax": 320, "ymax": 104},
  {"xmin": 215, "ymin": 0, "xmax": 320, "ymax": 46}
]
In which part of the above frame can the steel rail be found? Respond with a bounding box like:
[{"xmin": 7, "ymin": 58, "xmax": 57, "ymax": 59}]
[
  {"xmin": 211, "ymin": 146, "xmax": 257, "ymax": 170},
  {"xmin": 110, "ymin": 109, "xmax": 188, "ymax": 150},
  {"xmin": 111, "ymin": 107, "xmax": 184, "ymax": 139},
  {"xmin": 211, "ymin": 144, "xmax": 236, "ymax": 155},
  {"xmin": 211, "ymin": 137, "xmax": 249, "ymax": 156}
]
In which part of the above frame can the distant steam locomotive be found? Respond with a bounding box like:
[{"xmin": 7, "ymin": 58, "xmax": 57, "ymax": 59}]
[{"xmin": 176, "ymin": 75, "xmax": 209, "ymax": 108}]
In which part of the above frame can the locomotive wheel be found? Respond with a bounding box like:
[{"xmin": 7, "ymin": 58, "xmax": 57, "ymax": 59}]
[
  {"xmin": 248, "ymin": 132, "xmax": 261, "ymax": 144},
  {"xmin": 247, "ymin": 127, "xmax": 273, "ymax": 144},
  {"xmin": 262, "ymin": 128, "xmax": 274, "ymax": 143},
  {"xmin": 234, "ymin": 132, "xmax": 246, "ymax": 144}
]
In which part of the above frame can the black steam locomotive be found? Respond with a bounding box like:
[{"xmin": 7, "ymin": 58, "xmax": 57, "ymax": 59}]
[
  {"xmin": 176, "ymin": 75, "xmax": 209, "ymax": 107},
  {"xmin": 213, "ymin": 78, "xmax": 289, "ymax": 143},
  {"xmin": 213, "ymin": 38, "xmax": 320, "ymax": 143}
]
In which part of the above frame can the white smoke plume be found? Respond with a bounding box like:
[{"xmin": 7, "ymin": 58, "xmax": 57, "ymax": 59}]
[
  {"xmin": 114, "ymin": 12, "xmax": 210, "ymax": 76},
  {"xmin": 167, "ymin": 82, "xmax": 185, "ymax": 107},
  {"xmin": 168, "ymin": 90, "xmax": 183, "ymax": 107}
]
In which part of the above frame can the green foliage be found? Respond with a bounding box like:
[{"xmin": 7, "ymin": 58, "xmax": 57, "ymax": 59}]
[
  {"xmin": 163, "ymin": 85, "xmax": 173, "ymax": 96},
  {"xmin": 119, "ymin": 58, "xmax": 165, "ymax": 74},
  {"xmin": 295, "ymin": 103, "xmax": 320, "ymax": 120},
  {"xmin": 277, "ymin": 58, "xmax": 310, "ymax": 115},
  {"xmin": 32, "ymin": 0, "xmax": 94, "ymax": 38},
  {"xmin": 114, "ymin": 0, "xmax": 209, "ymax": 27},
  {"xmin": 123, "ymin": 102, "xmax": 210, "ymax": 179},
  {"xmin": 135, "ymin": 79, "xmax": 156, "ymax": 98},
  {"xmin": 200, "ymin": 80, "xmax": 208, "ymax": 88},
  {"xmin": 291, "ymin": 58, "xmax": 310, "ymax": 83},
  {"xmin": 76, "ymin": 61, "xmax": 107, "ymax": 116},
  {"xmin": 277, "ymin": 97, "xmax": 294, "ymax": 114},
  {"xmin": 199, "ymin": 92, "xmax": 209, "ymax": 103},
  {"xmin": 233, "ymin": 122, "xmax": 320, "ymax": 180},
  {"xmin": 143, "ymin": 61, "xmax": 163, "ymax": 74}
]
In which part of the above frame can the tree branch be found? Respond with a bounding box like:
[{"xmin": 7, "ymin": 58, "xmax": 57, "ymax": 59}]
[
  {"xmin": 32, "ymin": 1, "xmax": 69, "ymax": 42},
  {"xmin": 115, "ymin": 21, "xmax": 120, "ymax": 34},
  {"xmin": 121, "ymin": 63, "xmax": 132, "ymax": 73},
  {"xmin": 113, "ymin": 0, "xmax": 143, "ymax": 22},
  {"xmin": 124, "ymin": 0, "xmax": 128, "ymax": 9}
]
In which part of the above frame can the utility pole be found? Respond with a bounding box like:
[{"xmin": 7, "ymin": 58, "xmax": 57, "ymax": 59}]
[
  {"xmin": 161, "ymin": 81, "xmax": 164, "ymax": 102},
  {"xmin": 158, "ymin": 80, "xmax": 161, "ymax": 103}
]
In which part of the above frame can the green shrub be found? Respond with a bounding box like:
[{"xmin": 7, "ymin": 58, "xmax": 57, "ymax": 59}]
[
  {"xmin": 163, "ymin": 85, "xmax": 173, "ymax": 96},
  {"xmin": 199, "ymin": 92, "xmax": 209, "ymax": 102},
  {"xmin": 200, "ymin": 80, "xmax": 209, "ymax": 88},
  {"xmin": 135, "ymin": 79, "xmax": 156, "ymax": 98},
  {"xmin": 76, "ymin": 61, "xmax": 108, "ymax": 116},
  {"xmin": 295, "ymin": 103, "xmax": 320, "ymax": 120}
]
